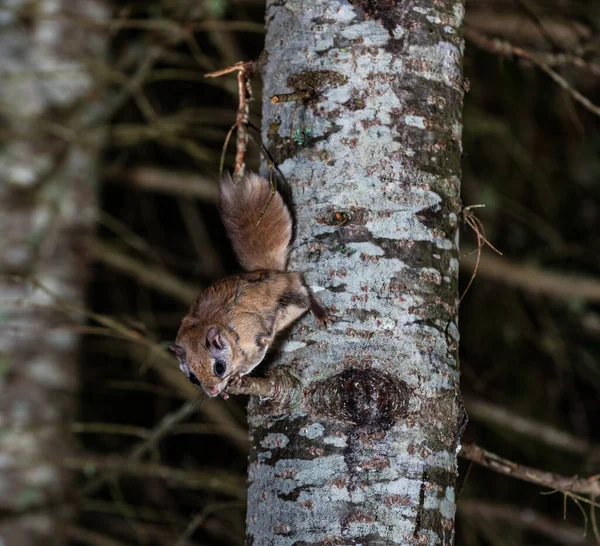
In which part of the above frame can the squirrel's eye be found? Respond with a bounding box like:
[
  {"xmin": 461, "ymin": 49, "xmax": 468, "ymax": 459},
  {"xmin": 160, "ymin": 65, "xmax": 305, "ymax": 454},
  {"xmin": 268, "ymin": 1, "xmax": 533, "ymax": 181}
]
[
  {"xmin": 188, "ymin": 372, "xmax": 201, "ymax": 387},
  {"xmin": 213, "ymin": 360, "xmax": 226, "ymax": 378}
]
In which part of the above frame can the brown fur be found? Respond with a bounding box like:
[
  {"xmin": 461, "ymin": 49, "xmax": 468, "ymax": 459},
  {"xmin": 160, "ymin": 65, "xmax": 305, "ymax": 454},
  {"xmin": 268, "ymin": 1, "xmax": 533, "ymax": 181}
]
[
  {"xmin": 220, "ymin": 174, "xmax": 292, "ymax": 272},
  {"xmin": 171, "ymin": 174, "xmax": 328, "ymax": 397}
]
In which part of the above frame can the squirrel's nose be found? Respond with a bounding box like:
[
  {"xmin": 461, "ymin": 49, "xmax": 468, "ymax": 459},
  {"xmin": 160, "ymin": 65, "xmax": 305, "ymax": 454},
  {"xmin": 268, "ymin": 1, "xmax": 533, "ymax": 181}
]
[{"xmin": 207, "ymin": 386, "xmax": 220, "ymax": 397}]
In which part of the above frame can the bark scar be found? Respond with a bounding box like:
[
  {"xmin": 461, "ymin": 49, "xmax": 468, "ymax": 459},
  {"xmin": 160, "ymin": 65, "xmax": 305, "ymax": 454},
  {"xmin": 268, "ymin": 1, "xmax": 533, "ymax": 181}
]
[{"xmin": 309, "ymin": 369, "xmax": 410, "ymax": 430}]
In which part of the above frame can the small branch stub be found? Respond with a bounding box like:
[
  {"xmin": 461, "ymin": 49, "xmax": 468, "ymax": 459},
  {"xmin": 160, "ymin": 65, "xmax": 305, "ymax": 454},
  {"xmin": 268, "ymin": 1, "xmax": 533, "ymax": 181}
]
[
  {"xmin": 270, "ymin": 69, "xmax": 348, "ymax": 105},
  {"xmin": 270, "ymin": 89, "xmax": 313, "ymax": 104},
  {"xmin": 226, "ymin": 369, "xmax": 301, "ymax": 409}
]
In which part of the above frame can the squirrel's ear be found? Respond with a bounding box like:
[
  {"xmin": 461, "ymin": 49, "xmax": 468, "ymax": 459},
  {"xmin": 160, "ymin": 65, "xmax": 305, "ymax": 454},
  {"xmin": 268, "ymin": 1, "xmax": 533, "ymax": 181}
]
[
  {"xmin": 167, "ymin": 343, "xmax": 185, "ymax": 358},
  {"xmin": 206, "ymin": 327, "xmax": 224, "ymax": 350}
]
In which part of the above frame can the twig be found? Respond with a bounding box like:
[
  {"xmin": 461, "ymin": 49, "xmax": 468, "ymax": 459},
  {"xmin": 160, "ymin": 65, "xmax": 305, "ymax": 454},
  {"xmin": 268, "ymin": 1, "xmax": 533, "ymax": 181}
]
[
  {"xmin": 174, "ymin": 502, "xmax": 244, "ymax": 546},
  {"xmin": 465, "ymin": 27, "xmax": 600, "ymax": 118},
  {"xmin": 191, "ymin": 20, "xmax": 264, "ymax": 34},
  {"xmin": 72, "ymin": 422, "xmax": 150, "ymax": 439},
  {"xmin": 77, "ymin": 399, "xmax": 246, "ymax": 501},
  {"xmin": 591, "ymin": 494, "xmax": 600, "ymax": 545},
  {"xmin": 464, "ymin": 11, "xmax": 592, "ymax": 50},
  {"xmin": 460, "ymin": 205, "xmax": 502, "ymax": 303},
  {"xmin": 204, "ymin": 61, "xmax": 248, "ymax": 78},
  {"xmin": 177, "ymin": 199, "xmax": 224, "ymax": 279},
  {"xmin": 465, "ymin": 397, "xmax": 595, "ymax": 456},
  {"xmin": 234, "ymin": 67, "xmax": 251, "ymax": 178},
  {"xmin": 82, "ymin": 45, "xmax": 162, "ymax": 129},
  {"xmin": 206, "ymin": 61, "xmax": 256, "ymax": 179},
  {"xmin": 97, "ymin": 211, "xmax": 158, "ymax": 258},
  {"xmin": 459, "ymin": 500, "xmax": 595, "ymax": 545},
  {"xmin": 81, "ymin": 499, "xmax": 179, "ymax": 523},
  {"xmin": 87, "ymin": 239, "xmax": 200, "ymax": 304},
  {"xmin": 460, "ymin": 253, "xmax": 600, "ymax": 303},
  {"xmin": 126, "ymin": 345, "xmax": 249, "ymax": 451},
  {"xmin": 460, "ymin": 443, "xmax": 600, "ymax": 499},
  {"xmin": 67, "ymin": 526, "xmax": 131, "ymax": 546},
  {"xmin": 77, "ymin": 401, "xmax": 196, "ymax": 498},
  {"xmin": 66, "ymin": 456, "xmax": 246, "ymax": 499}
]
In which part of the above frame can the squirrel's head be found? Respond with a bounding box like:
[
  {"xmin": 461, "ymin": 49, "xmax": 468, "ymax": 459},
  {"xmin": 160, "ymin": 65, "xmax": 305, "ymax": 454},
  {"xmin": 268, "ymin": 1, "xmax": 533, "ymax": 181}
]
[{"xmin": 170, "ymin": 326, "xmax": 234, "ymax": 397}]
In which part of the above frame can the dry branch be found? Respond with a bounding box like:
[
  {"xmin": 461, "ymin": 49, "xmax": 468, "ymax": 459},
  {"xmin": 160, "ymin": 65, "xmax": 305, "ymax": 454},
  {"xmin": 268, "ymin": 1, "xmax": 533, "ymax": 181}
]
[
  {"xmin": 461, "ymin": 253, "xmax": 600, "ymax": 303},
  {"xmin": 465, "ymin": 397, "xmax": 596, "ymax": 456},
  {"xmin": 465, "ymin": 27, "xmax": 600, "ymax": 118},
  {"xmin": 76, "ymin": 400, "xmax": 246, "ymax": 503},
  {"xmin": 460, "ymin": 443, "xmax": 600, "ymax": 498},
  {"xmin": 464, "ymin": 11, "xmax": 592, "ymax": 49},
  {"xmin": 88, "ymin": 239, "xmax": 200, "ymax": 304},
  {"xmin": 67, "ymin": 526, "xmax": 130, "ymax": 546},
  {"xmin": 104, "ymin": 166, "xmax": 219, "ymax": 202},
  {"xmin": 205, "ymin": 61, "xmax": 255, "ymax": 178},
  {"xmin": 126, "ymin": 345, "xmax": 249, "ymax": 451},
  {"xmin": 459, "ymin": 500, "xmax": 594, "ymax": 546},
  {"xmin": 66, "ymin": 456, "xmax": 246, "ymax": 498}
]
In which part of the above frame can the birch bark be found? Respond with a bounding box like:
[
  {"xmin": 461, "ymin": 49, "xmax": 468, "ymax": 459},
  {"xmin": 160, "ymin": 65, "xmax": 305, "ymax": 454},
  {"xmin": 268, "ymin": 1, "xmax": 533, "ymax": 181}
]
[
  {"xmin": 0, "ymin": 1, "xmax": 110, "ymax": 544},
  {"xmin": 248, "ymin": 0, "xmax": 465, "ymax": 544}
]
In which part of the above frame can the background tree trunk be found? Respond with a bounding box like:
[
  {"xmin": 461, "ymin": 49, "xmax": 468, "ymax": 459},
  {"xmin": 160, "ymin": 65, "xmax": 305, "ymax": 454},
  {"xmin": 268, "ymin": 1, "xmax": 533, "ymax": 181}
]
[
  {"xmin": 247, "ymin": 0, "xmax": 465, "ymax": 543},
  {"xmin": 0, "ymin": 1, "xmax": 110, "ymax": 544}
]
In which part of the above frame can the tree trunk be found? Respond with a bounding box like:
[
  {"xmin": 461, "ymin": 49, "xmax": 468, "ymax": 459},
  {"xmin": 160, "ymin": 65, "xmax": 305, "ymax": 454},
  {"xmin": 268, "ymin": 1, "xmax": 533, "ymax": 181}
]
[
  {"xmin": 247, "ymin": 0, "xmax": 465, "ymax": 544},
  {"xmin": 0, "ymin": 1, "xmax": 110, "ymax": 544}
]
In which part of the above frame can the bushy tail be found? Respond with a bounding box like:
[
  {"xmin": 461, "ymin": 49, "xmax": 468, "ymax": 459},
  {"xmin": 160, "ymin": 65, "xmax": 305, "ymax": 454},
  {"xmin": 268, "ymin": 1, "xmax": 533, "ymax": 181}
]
[{"xmin": 220, "ymin": 174, "xmax": 292, "ymax": 272}]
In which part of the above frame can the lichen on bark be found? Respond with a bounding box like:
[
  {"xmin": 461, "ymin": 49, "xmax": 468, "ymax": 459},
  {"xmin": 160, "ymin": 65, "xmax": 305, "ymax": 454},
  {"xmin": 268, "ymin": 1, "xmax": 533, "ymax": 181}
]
[{"xmin": 248, "ymin": 0, "xmax": 465, "ymax": 544}]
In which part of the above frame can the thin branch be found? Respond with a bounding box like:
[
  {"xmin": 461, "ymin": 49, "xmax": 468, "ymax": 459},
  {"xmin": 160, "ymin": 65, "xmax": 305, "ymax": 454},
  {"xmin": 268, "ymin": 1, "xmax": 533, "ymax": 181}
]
[
  {"xmin": 88, "ymin": 239, "xmax": 200, "ymax": 304},
  {"xmin": 82, "ymin": 45, "xmax": 163, "ymax": 129},
  {"xmin": 72, "ymin": 423, "xmax": 150, "ymax": 439},
  {"xmin": 465, "ymin": 397, "xmax": 595, "ymax": 456},
  {"xmin": 234, "ymin": 67, "xmax": 252, "ymax": 178},
  {"xmin": 460, "ymin": 205, "xmax": 502, "ymax": 303},
  {"xmin": 81, "ymin": 499, "xmax": 179, "ymax": 523},
  {"xmin": 591, "ymin": 494, "xmax": 600, "ymax": 545},
  {"xmin": 460, "ymin": 253, "xmax": 600, "ymax": 303},
  {"xmin": 104, "ymin": 166, "xmax": 219, "ymax": 202},
  {"xmin": 67, "ymin": 526, "xmax": 131, "ymax": 546},
  {"xmin": 178, "ymin": 199, "xmax": 225, "ymax": 279},
  {"xmin": 206, "ymin": 61, "xmax": 256, "ymax": 179},
  {"xmin": 126, "ymin": 345, "xmax": 250, "ymax": 451},
  {"xmin": 174, "ymin": 502, "xmax": 243, "ymax": 546},
  {"xmin": 459, "ymin": 500, "xmax": 594, "ymax": 546},
  {"xmin": 464, "ymin": 11, "xmax": 592, "ymax": 50},
  {"xmin": 71, "ymin": 421, "xmax": 237, "ymax": 439},
  {"xmin": 465, "ymin": 27, "xmax": 600, "ymax": 118},
  {"xmin": 77, "ymin": 401, "xmax": 195, "ymax": 498},
  {"xmin": 460, "ymin": 443, "xmax": 600, "ymax": 499},
  {"xmin": 66, "ymin": 456, "xmax": 246, "ymax": 499}
]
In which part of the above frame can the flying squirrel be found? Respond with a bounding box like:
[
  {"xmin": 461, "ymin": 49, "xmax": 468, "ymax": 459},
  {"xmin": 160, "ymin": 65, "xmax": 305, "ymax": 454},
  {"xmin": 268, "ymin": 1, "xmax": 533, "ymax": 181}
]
[{"xmin": 169, "ymin": 174, "xmax": 329, "ymax": 397}]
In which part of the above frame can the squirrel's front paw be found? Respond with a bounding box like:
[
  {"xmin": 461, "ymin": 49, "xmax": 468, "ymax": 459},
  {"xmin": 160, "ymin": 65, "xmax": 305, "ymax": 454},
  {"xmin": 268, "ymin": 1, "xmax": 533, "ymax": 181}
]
[{"xmin": 315, "ymin": 311, "xmax": 335, "ymax": 329}]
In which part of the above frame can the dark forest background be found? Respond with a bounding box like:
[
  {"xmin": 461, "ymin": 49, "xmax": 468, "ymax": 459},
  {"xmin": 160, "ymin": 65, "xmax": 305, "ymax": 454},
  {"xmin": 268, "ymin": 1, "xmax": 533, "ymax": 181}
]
[{"xmin": 13, "ymin": 0, "xmax": 600, "ymax": 544}]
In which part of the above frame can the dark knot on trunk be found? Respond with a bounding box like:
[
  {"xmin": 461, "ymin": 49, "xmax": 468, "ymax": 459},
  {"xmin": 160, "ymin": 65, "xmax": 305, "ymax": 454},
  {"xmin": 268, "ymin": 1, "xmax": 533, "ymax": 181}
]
[{"xmin": 309, "ymin": 368, "xmax": 410, "ymax": 430}]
